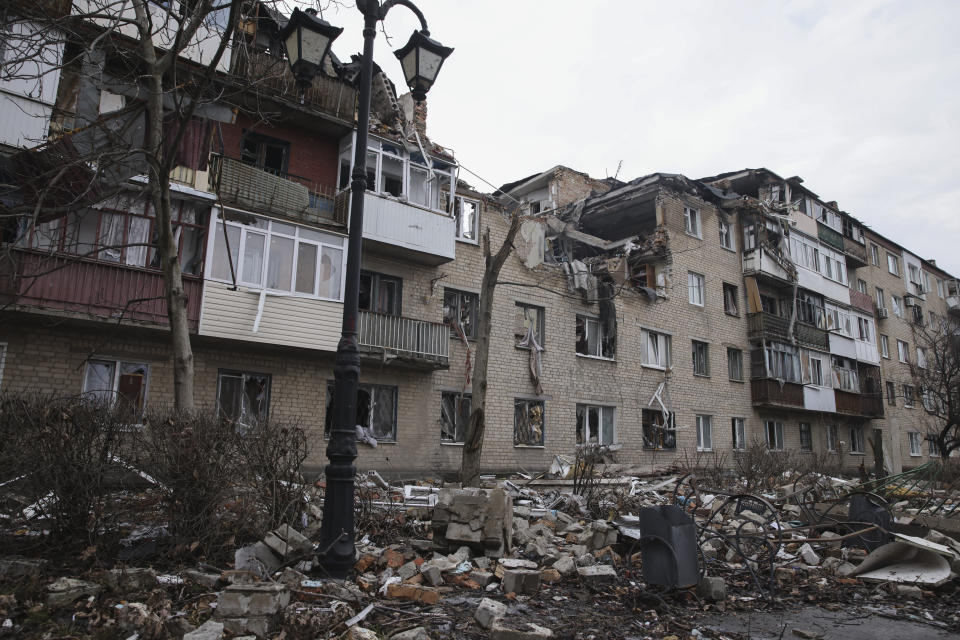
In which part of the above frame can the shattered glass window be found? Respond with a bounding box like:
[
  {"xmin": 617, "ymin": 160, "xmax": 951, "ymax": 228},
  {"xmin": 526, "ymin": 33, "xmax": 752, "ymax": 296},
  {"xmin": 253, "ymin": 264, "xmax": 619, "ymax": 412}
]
[
  {"xmin": 642, "ymin": 409, "xmax": 675, "ymax": 450},
  {"xmin": 515, "ymin": 303, "xmax": 545, "ymax": 347},
  {"xmin": 731, "ymin": 418, "xmax": 746, "ymax": 450},
  {"xmin": 83, "ymin": 359, "xmax": 149, "ymax": 412},
  {"xmin": 217, "ymin": 370, "xmax": 271, "ymax": 432},
  {"xmin": 325, "ymin": 382, "xmax": 397, "ymax": 442},
  {"xmin": 764, "ymin": 421, "xmax": 784, "ymax": 450},
  {"xmin": 727, "ymin": 348, "xmax": 743, "ymax": 381},
  {"xmin": 440, "ymin": 392, "xmax": 471, "ymax": 443},
  {"xmin": 826, "ymin": 424, "xmax": 838, "ymax": 452},
  {"xmin": 799, "ymin": 422, "xmax": 812, "ymax": 452},
  {"xmin": 849, "ymin": 426, "xmax": 865, "ymax": 454},
  {"xmin": 723, "ymin": 283, "xmax": 739, "ymax": 315},
  {"xmin": 576, "ymin": 315, "xmax": 614, "ymax": 358},
  {"xmin": 692, "ymin": 340, "xmax": 709, "ymax": 376},
  {"xmin": 514, "ymin": 399, "xmax": 544, "ymax": 446},
  {"xmin": 576, "ymin": 404, "xmax": 615, "ymax": 446},
  {"xmin": 443, "ymin": 288, "xmax": 478, "ymax": 339}
]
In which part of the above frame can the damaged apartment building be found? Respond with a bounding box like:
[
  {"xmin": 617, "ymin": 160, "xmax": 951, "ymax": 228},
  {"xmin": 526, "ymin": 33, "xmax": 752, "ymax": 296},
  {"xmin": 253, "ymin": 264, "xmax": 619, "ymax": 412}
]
[{"xmin": 1, "ymin": 5, "xmax": 957, "ymax": 477}]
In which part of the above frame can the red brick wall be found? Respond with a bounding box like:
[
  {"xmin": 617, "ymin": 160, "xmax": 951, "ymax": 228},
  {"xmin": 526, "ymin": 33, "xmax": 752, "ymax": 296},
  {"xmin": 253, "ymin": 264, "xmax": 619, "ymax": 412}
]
[{"xmin": 220, "ymin": 114, "xmax": 340, "ymax": 189}]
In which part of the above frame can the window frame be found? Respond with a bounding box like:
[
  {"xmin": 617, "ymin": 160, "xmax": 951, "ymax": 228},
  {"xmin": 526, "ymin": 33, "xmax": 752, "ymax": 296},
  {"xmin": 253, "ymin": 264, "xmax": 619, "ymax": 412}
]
[
  {"xmin": 443, "ymin": 288, "xmax": 479, "ymax": 340},
  {"xmin": 576, "ymin": 314, "xmax": 615, "ymax": 359},
  {"xmin": 83, "ymin": 358, "xmax": 151, "ymax": 413},
  {"xmin": 731, "ymin": 417, "xmax": 746, "ymax": 451},
  {"xmin": 688, "ymin": 271, "xmax": 705, "ymax": 306},
  {"xmin": 683, "ymin": 207, "xmax": 701, "ymax": 238},
  {"xmin": 217, "ymin": 369, "xmax": 271, "ymax": 432},
  {"xmin": 641, "ymin": 328, "xmax": 671, "ymax": 370},
  {"xmin": 849, "ymin": 426, "xmax": 865, "ymax": 454},
  {"xmin": 886, "ymin": 380, "xmax": 897, "ymax": 406},
  {"xmin": 799, "ymin": 422, "xmax": 813, "ymax": 452},
  {"xmin": 722, "ymin": 282, "xmax": 739, "ymax": 316},
  {"xmin": 764, "ymin": 420, "xmax": 784, "ymax": 451},
  {"xmin": 719, "ymin": 219, "xmax": 735, "ymax": 251},
  {"xmin": 692, "ymin": 339, "xmax": 710, "ymax": 377},
  {"xmin": 695, "ymin": 414, "xmax": 713, "ymax": 452},
  {"xmin": 240, "ymin": 131, "xmax": 290, "ymax": 175},
  {"xmin": 887, "ymin": 252, "xmax": 900, "ymax": 276},
  {"xmin": 451, "ymin": 194, "xmax": 480, "ymax": 243},
  {"xmin": 514, "ymin": 398, "xmax": 545, "ymax": 447},
  {"xmin": 897, "ymin": 339, "xmax": 909, "ymax": 363},
  {"xmin": 515, "ymin": 303, "xmax": 546, "ymax": 348},
  {"xmin": 902, "ymin": 383, "xmax": 915, "ymax": 408},
  {"xmin": 826, "ymin": 424, "xmax": 838, "ymax": 452},
  {"xmin": 880, "ymin": 334, "xmax": 890, "ymax": 359},
  {"xmin": 727, "ymin": 347, "xmax": 744, "ymax": 382},
  {"xmin": 908, "ymin": 431, "xmax": 922, "ymax": 456},
  {"xmin": 576, "ymin": 404, "xmax": 616, "ymax": 446},
  {"xmin": 440, "ymin": 391, "xmax": 471, "ymax": 444},
  {"xmin": 359, "ymin": 270, "xmax": 403, "ymax": 316},
  {"xmin": 870, "ymin": 243, "xmax": 880, "ymax": 266},
  {"xmin": 325, "ymin": 381, "xmax": 398, "ymax": 443},
  {"xmin": 875, "ymin": 287, "xmax": 885, "ymax": 312},
  {"xmin": 642, "ymin": 408, "xmax": 676, "ymax": 450}
]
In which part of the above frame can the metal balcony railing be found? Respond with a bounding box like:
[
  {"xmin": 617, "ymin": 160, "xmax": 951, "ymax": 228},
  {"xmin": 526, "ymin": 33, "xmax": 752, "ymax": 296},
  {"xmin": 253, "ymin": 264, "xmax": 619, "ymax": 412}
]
[
  {"xmin": 357, "ymin": 310, "xmax": 449, "ymax": 363},
  {"xmin": 843, "ymin": 236, "xmax": 868, "ymax": 266}
]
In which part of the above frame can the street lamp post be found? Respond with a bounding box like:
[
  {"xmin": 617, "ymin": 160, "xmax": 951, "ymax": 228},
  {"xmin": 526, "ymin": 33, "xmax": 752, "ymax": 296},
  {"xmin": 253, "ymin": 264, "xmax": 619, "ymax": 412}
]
[{"xmin": 282, "ymin": 0, "xmax": 452, "ymax": 577}]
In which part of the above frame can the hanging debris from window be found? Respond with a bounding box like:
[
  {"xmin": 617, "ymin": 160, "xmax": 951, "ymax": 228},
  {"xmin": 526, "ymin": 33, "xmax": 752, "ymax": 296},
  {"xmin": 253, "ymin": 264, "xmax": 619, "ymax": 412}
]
[{"xmin": 514, "ymin": 399, "xmax": 544, "ymax": 446}]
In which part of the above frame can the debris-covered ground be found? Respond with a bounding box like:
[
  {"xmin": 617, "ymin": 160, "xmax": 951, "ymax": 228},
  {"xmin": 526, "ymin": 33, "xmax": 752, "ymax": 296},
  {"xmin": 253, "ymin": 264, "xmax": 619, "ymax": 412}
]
[{"xmin": 2, "ymin": 447, "xmax": 960, "ymax": 640}]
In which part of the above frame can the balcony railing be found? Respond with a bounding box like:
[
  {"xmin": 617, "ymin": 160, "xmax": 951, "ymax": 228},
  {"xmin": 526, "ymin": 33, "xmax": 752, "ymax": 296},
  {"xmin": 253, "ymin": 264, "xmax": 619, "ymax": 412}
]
[
  {"xmin": 849, "ymin": 288, "xmax": 875, "ymax": 315},
  {"xmin": 209, "ymin": 154, "xmax": 344, "ymax": 226},
  {"xmin": 751, "ymin": 378, "xmax": 804, "ymax": 408},
  {"xmin": 0, "ymin": 249, "xmax": 201, "ymax": 330},
  {"xmin": 835, "ymin": 390, "xmax": 884, "ymax": 418},
  {"xmin": 843, "ymin": 236, "xmax": 868, "ymax": 267},
  {"xmin": 357, "ymin": 310, "xmax": 449, "ymax": 366},
  {"xmin": 817, "ymin": 222, "xmax": 845, "ymax": 251},
  {"xmin": 232, "ymin": 49, "xmax": 357, "ymax": 122},
  {"xmin": 795, "ymin": 321, "xmax": 829, "ymax": 350},
  {"xmin": 747, "ymin": 312, "xmax": 828, "ymax": 349}
]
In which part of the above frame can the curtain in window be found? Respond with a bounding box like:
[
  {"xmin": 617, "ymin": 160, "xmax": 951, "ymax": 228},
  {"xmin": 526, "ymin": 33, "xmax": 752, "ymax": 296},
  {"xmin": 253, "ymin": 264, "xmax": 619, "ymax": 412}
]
[
  {"xmin": 99, "ymin": 212, "xmax": 125, "ymax": 261},
  {"xmin": 267, "ymin": 236, "xmax": 294, "ymax": 290},
  {"xmin": 125, "ymin": 216, "xmax": 150, "ymax": 267},
  {"xmin": 242, "ymin": 232, "xmax": 265, "ymax": 284}
]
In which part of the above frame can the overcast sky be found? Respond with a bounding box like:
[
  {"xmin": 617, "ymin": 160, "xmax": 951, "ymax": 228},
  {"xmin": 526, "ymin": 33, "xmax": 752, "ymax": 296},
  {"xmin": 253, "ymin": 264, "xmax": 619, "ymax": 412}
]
[{"xmin": 319, "ymin": 0, "xmax": 960, "ymax": 274}]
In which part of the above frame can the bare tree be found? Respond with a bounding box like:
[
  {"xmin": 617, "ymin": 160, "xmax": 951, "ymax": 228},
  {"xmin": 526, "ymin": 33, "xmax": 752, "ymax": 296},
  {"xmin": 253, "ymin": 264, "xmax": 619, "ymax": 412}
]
[{"xmin": 910, "ymin": 315, "xmax": 960, "ymax": 460}]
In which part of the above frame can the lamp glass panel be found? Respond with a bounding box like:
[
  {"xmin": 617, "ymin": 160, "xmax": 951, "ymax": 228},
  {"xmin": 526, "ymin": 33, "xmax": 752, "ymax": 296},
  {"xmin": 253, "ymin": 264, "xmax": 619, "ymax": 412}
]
[
  {"xmin": 284, "ymin": 30, "xmax": 300, "ymax": 64},
  {"xmin": 400, "ymin": 48, "xmax": 417, "ymax": 85},
  {"xmin": 417, "ymin": 47, "xmax": 443, "ymax": 83},
  {"xmin": 300, "ymin": 28, "xmax": 330, "ymax": 66}
]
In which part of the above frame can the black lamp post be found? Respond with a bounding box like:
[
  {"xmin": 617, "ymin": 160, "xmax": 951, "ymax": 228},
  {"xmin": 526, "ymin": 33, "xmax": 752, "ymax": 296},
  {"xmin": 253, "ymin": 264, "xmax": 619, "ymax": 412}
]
[{"xmin": 283, "ymin": 0, "xmax": 452, "ymax": 578}]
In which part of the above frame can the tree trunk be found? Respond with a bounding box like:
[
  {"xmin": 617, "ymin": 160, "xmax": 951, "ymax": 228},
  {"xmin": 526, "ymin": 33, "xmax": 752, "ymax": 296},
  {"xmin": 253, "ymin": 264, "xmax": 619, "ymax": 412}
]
[{"xmin": 461, "ymin": 213, "xmax": 522, "ymax": 486}]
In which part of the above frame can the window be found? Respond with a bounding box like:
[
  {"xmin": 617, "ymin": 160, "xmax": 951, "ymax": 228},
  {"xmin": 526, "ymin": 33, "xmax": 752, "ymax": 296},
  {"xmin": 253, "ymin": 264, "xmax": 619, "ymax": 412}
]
[
  {"xmin": 921, "ymin": 387, "xmax": 936, "ymax": 412},
  {"xmin": 576, "ymin": 315, "xmax": 614, "ymax": 359},
  {"xmin": 576, "ymin": 404, "xmax": 615, "ymax": 446},
  {"xmin": 930, "ymin": 311, "xmax": 939, "ymax": 327},
  {"xmin": 683, "ymin": 207, "xmax": 701, "ymax": 238},
  {"xmin": 325, "ymin": 382, "xmax": 397, "ymax": 442},
  {"xmin": 641, "ymin": 329, "xmax": 671, "ymax": 369},
  {"xmin": 642, "ymin": 409, "xmax": 676, "ymax": 450},
  {"xmin": 515, "ymin": 303, "xmax": 545, "ymax": 348},
  {"xmin": 805, "ymin": 353, "xmax": 824, "ymax": 386},
  {"xmin": 359, "ymin": 271, "xmax": 402, "ymax": 315},
  {"xmin": 688, "ymin": 272, "xmax": 705, "ymax": 306},
  {"xmin": 832, "ymin": 356, "xmax": 859, "ymax": 392},
  {"xmin": 857, "ymin": 278, "xmax": 868, "ymax": 294},
  {"xmin": 903, "ymin": 384, "xmax": 915, "ymax": 408},
  {"xmin": 514, "ymin": 399, "xmax": 545, "ymax": 446},
  {"xmin": 452, "ymin": 195, "xmax": 479, "ymax": 242},
  {"xmin": 929, "ymin": 437, "xmax": 942, "ymax": 458},
  {"xmin": 764, "ymin": 341, "xmax": 801, "ymax": 382},
  {"xmin": 210, "ymin": 212, "xmax": 345, "ymax": 299},
  {"xmin": 731, "ymin": 418, "xmax": 746, "ymax": 451},
  {"xmin": 911, "ymin": 304, "xmax": 924, "ymax": 326},
  {"xmin": 696, "ymin": 415, "xmax": 713, "ymax": 451},
  {"xmin": 692, "ymin": 340, "xmax": 709, "ymax": 376},
  {"xmin": 887, "ymin": 253, "xmax": 900, "ymax": 276},
  {"xmin": 764, "ymin": 420, "xmax": 784, "ymax": 451},
  {"xmin": 719, "ymin": 220, "xmax": 734, "ymax": 250},
  {"xmin": 897, "ymin": 339, "xmax": 909, "ymax": 363},
  {"xmin": 886, "ymin": 381, "xmax": 896, "ymax": 406},
  {"xmin": 727, "ymin": 348, "xmax": 743, "ymax": 382},
  {"xmin": 83, "ymin": 359, "xmax": 149, "ymax": 412},
  {"xmin": 343, "ymin": 139, "xmax": 454, "ymax": 212},
  {"xmin": 796, "ymin": 291, "xmax": 825, "ymax": 327},
  {"xmin": 0, "ymin": 342, "xmax": 6, "ymax": 391},
  {"xmin": 875, "ymin": 287, "xmax": 885, "ymax": 312},
  {"xmin": 723, "ymin": 283, "xmax": 739, "ymax": 315},
  {"xmin": 760, "ymin": 294, "xmax": 778, "ymax": 315},
  {"xmin": 880, "ymin": 334, "xmax": 890, "ymax": 358},
  {"xmin": 743, "ymin": 223, "xmax": 757, "ymax": 250},
  {"xmin": 799, "ymin": 422, "xmax": 813, "ymax": 452},
  {"xmin": 857, "ymin": 316, "xmax": 872, "ymax": 342},
  {"xmin": 937, "ymin": 278, "xmax": 945, "ymax": 298},
  {"xmin": 444, "ymin": 289, "xmax": 479, "ymax": 339},
  {"xmin": 826, "ymin": 424, "xmax": 838, "ymax": 452},
  {"xmin": 917, "ymin": 347, "xmax": 927, "ymax": 369},
  {"xmin": 909, "ymin": 432, "xmax": 922, "ymax": 456},
  {"xmin": 241, "ymin": 133, "xmax": 289, "ymax": 175},
  {"xmin": 849, "ymin": 426, "xmax": 865, "ymax": 454},
  {"xmin": 908, "ymin": 265, "xmax": 923, "ymax": 295},
  {"xmin": 440, "ymin": 392, "xmax": 471, "ymax": 443},
  {"xmin": 891, "ymin": 295, "xmax": 903, "ymax": 318},
  {"xmin": 870, "ymin": 243, "xmax": 880, "ymax": 266},
  {"xmin": 218, "ymin": 370, "xmax": 270, "ymax": 431}
]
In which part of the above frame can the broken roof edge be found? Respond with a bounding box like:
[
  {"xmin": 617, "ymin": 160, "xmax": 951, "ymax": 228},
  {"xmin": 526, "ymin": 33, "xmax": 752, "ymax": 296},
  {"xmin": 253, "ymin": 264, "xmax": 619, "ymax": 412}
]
[{"xmin": 496, "ymin": 164, "xmax": 607, "ymax": 198}]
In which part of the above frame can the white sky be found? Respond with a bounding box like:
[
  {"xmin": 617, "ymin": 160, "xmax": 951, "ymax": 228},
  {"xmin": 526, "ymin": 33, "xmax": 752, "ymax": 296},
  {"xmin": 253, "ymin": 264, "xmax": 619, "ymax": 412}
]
[{"xmin": 319, "ymin": 0, "xmax": 960, "ymax": 274}]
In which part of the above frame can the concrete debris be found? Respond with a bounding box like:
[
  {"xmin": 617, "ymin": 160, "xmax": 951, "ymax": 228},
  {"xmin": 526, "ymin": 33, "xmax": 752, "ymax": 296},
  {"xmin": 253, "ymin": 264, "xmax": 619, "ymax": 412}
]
[
  {"xmin": 475, "ymin": 597, "xmax": 507, "ymax": 629},
  {"xmin": 432, "ymin": 487, "xmax": 512, "ymax": 557},
  {"xmin": 183, "ymin": 620, "xmax": 224, "ymax": 640},
  {"xmin": 46, "ymin": 577, "xmax": 101, "ymax": 607},
  {"xmin": 390, "ymin": 627, "xmax": 431, "ymax": 640}
]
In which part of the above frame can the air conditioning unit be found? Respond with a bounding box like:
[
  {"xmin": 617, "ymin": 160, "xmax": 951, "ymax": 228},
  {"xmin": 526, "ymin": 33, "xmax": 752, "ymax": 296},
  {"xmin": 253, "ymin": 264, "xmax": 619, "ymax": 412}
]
[
  {"xmin": 877, "ymin": 308, "xmax": 889, "ymax": 319},
  {"xmin": 905, "ymin": 297, "xmax": 917, "ymax": 307}
]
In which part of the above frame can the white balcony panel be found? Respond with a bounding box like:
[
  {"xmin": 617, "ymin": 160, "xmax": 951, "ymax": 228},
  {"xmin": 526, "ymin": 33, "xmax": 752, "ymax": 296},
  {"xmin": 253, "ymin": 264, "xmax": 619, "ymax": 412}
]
[
  {"xmin": 199, "ymin": 284, "xmax": 341, "ymax": 352},
  {"xmin": 797, "ymin": 266, "xmax": 851, "ymax": 305},
  {"xmin": 829, "ymin": 333, "xmax": 858, "ymax": 359},
  {"xmin": 0, "ymin": 94, "xmax": 53, "ymax": 149},
  {"xmin": 804, "ymin": 386, "xmax": 836, "ymax": 413},
  {"xmin": 790, "ymin": 212, "xmax": 819, "ymax": 238},
  {"xmin": 855, "ymin": 340, "xmax": 880, "ymax": 365},
  {"xmin": 742, "ymin": 249, "xmax": 792, "ymax": 281},
  {"xmin": 360, "ymin": 192, "xmax": 456, "ymax": 264}
]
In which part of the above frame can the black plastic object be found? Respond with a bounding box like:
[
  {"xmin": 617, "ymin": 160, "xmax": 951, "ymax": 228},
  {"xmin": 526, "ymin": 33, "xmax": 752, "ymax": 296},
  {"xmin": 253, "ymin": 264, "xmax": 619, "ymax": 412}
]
[
  {"xmin": 637, "ymin": 505, "xmax": 699, "ymax": 588},
  {"xmin": 845, "ymin": 493, "xmax": 892, "ymax": 552}
]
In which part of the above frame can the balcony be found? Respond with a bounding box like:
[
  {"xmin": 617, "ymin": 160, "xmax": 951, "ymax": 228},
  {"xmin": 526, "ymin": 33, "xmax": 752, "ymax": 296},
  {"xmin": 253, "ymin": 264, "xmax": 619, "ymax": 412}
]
[
  {"xmin": 336, "ymin": 190, "xmax": 457, "ymax": 265},
  {"xmin": 751, "ymin": 378, "xmax": 804, "ymax": 409},
  {"xmin": 748, "ymin": 312, "xmax": 828, "ymax": 350},
  {"xmin": 849, "ymin": 288, "xmax": 875, "ymax": 315},
  {"xmin": 357, "ymin": 310, "xmax": 449, "ymax": 369},
  {"xmin": 842, "ymin": 236, "xmax": 868, "ymax": 267},
  {"xmin": 231, "ymin": 49, "xmax": 356, "ymax": 123},
  {"xmin": 209, "ymin": 154, "xmax": 344, "ymax": 227},
  {"xmin": 795, "ymin": 321, "xmax": 829, "ymax": 350},
  {"xmin": 835, "ymin": 390, "xmax": 884, "ymax": 418},
  {"xmin": 742, "ymin": 248, "xmax": 795, "ymax": 284},
  {"xmin": 0, "ymin": 249, "xmax": 201, "ymax": 330},
  {"xmin": 817, "ymin": 221, "xmax": 844, "ymax": 252}
]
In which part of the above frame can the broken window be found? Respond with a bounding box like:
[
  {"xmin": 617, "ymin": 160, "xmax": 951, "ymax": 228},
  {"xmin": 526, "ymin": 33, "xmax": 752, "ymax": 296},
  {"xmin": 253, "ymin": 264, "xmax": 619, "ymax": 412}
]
[
  {"xmin": 576, "ymin": 315, "xmax": 614, "ymax": 359},
  {"xmin": 799, "ymin": 422, "xmax": 812, "ymax": 452},
  {"xmin": 909, "ymin": 432, "xmax": 922, "ymax": 456},
  {"xmin": 452, "ymin": 196, "xmax": 479, "ymax": 242},
  {"xmin": 692, "ymin": 340, "xmax": 709, "ymax": 376},
  {"xmin": 576, "ymin": 404, "xmax": 615, "ymax": 446},
  {"xmin": 832, "ymin": 356, "xmax": 859, "ymax": 392},
  {"xmin": 891, "ymin": 295, "xmax": 903, "ymax": 318},
  {"xmin": 440, "ymin": 391, "xmax": 471, "ymax": 443},
  {"xmin": 731, "ymin": 418, "xmax": 746, "ymax": 451},
  {"xmin": 897, "ymin": 339, "xmax": 909, "ymax": 363},
  {"xmin": 325, "ymin": 382, "xmax": 398, "ymax": 442},
  {"xmin": 857, "ymin": 278, "xmax": 868, "ymax": 294},
  {"xmin": 880, "ymin": 334, "xmax": 890, "ymax": 358},
  {"xmin": 857, "ymin": 316, "xmax": 873, "ymax": 342},
  {"xmin": 360, "ymin": 270, "xmax": 402, "ymax": 316},
  {"xmin": 765, "ymin": 421, "xmax": 784, "ymax": 451},
  {"xmin": 803, "ymin": 352, "xmax": 825, "ymax": 386},
  {"xmin": 642, "ymin": 409, "xmax": 676, "ymax": 450},
  {"xmin": 796, "ymin": 290, "xmax": 825, "ymax": 327},
  {"xmin": 641, "ymin": 329, "xmax": 671, "ymax": 369},
  {"xmin": 241, "ymin": 132, "xmax": 289, "ymax": 175},
  {"xmin": 875, "ymin": 287, "xmax": 886, "ymax": 312},
  {"xmin": 696, "ymin": 415, "xmax": 713, "ymax": 451},
  {"xmin": 911, "ymin": 304, "xmax": 924, "ymax": 326},
  {"xmin": 902, "ymin": 384, "xmax": 915, "ymax": 408},
  {"xmin": 723, "ymin": 283, "xmax": 739, "ymax": 316},
  {"xmin": 849, "ymin": 426, "xmax": 865, "ymax": 454},
  {"xmin": 743, "ymin": 223, "xmax": 757, "ymax": 251},
  {"xmin": 886, "ymin": 252, "xmax": 900, "ymax": 276},
  {"xmin": 886, "ymin": 381, "xmax": 896, "ymax": 406},
  {"xmin": 687, "ymin": 272, "xmax": 705, "ymax": 306},
  {"xmin": 217, "ymin": 370, "xmax": 270, "ymax": 432},
  {"xmin": 760, "ymin": 294, "xmax": 777, "ymax": 315},
  {"xmin": 764, "ymin": 341, "xmax": 801, "ymax": 382},
  {"xmin": 514, "ymin": 399, "xmax": 544, "ymax": 446},
  {"xmin": 928, "ymin": 436, "xmax": 942, "ymax": 458},
  {"xmin": 443, "ymin": 288, "xmax": 478, "ymax": 339},
  {"xmin": 719, "ymin": 220, "xmax": 734, "ymax": 250},
  {"xmin": 515, "ymin": 303, "xmax": 545, "ymax": 347},
  {"xmin": 727, "ymin": 348, "xmax": 743, "ymax": 381},
  {"xmin": 683, "ymin": 207, "xmax": 701, "ymax": 238},
  {"xmin": 870, "ymin": 243, "xmax": 880, "ymax": 266},
  {"xmin": 83, "ymin": 359, "xmax": 149, "ymax": 412}
]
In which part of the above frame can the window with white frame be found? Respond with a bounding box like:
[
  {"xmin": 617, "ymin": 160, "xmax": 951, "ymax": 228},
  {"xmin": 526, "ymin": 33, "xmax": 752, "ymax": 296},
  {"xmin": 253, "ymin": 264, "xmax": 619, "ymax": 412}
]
[
  {"xmin": 731, "ymin": 418, "xmax": 746, "ymax": 450},
  {"xmin": 515, "ymin": 303, "xmax": 545, "ymax": 348},
  {"xmin": 696, "ymin": 415, "xmax": 713, "ymax": 451},
  {"xmin": 870, "ymin": 243, "xmax": 880, "ymax": 266},
  {"xmin": 903, "ymin": 384, "xmax": 915, "ymax": 408},
  {"xmin": 857, "ymin": 316, "xmax": 872, "ymax": 343},
  {"xmin": 210, "ymin": 212, "xmax": 345, "ymax": 300},
  {"xmin": 929, "ymin": 436, "xmax": 942, "ymax": 458},
  {"xmin": 723, "ymin": 282, "xmax": 739, "ymax": 315},
  {"xmin": 917, "ymin": 347, "xmax": 927, "ymax": 369},
  {"xmin": 683, "ymin": 207, "xmax": 701, "ymax": 238},
  {"xmin": 576, "ymin": 404, "xmax": 615, "ymax": 446},
  {"xmin": 440, "ymin": 391, "xmax": 471, "ymax": 443},
  {"xmin": 576, "ymin": 315, "xmax": 614, "ymax": 359},
  {"xmin": 825, "ymin": 303, "xmax": 853, "ymax": 336},
  {"xmin": 892, "ymin": 295, "xmax": 903, "ymax": 318},
  {"xmin": 642, "ymin": 409, "xmax": 676, "ymax": 450},
  {"xmin": 799, "ymin": 422, "xmax": 813, "ymax": 451},
  {"xmin": 909, "ymin": 431, "xmax": 922, "ymax": 456},
  {"xmin": 897, "ymin": 339, "xmax": 909, "ymax": 363},
  {"xmin": 880, "ymin": 334, "xmax": 890, "ymax": 358},
  {"xmin": 832, "ymin": 356, "xmax": 860, "ymax": 392},
  {"xmin": 921, "ymin": 387, "xmax": 936, "ymax": 412},
  {"xmin": 83, "ymin": 359, "xmax": 149, "ymax": 412},
  {"xmin": 443, "ymin": 289, "xmax": 479, "ymax": 339},
  {"xmin": 727, "ymin": 347, "xmax": 743, "ymax": 381},
  {"xmin": 641, "ymin": 329, "xmax": 671, "ymax": 369},
  {"xmin": 826, "ymin": 424, "xmax": 838, "ymax": 452},
  {"xmin": 688, "ymin": 272, "xmax": 705, "ymax": 306},
  {"xmin": 326, "ymin": 382, "xmax": 397, "ymax": 442},
  {"xmin": 692, "ymin": 340, "xmax": 709, "ymax": 376},
  {"xmin": 719, "ymin": 220, "xmax": 734, "ymax": 250},
  {"xmin": 875, "ymin": 287, "xmax": 885, "ymax": 312},
  {"xmin": 764, "ymin": 341, "xmax": 801, "ymax": 382},
  {"xmin": 887, "ymin": 252, "xmax": 900, "ymax": 276},
  {"xmin": 857, "ymin": 278, "xmax": 868, "ymax": 294},
  {"xmin": 219, "ymin": 370, "xmax": 271, "ymax": 431},
  {"xmin": 451, "ymin": 195, "xmax": 479, "ymax": 242},
  {"xmin": 850, "ymin": 426, "xmax": 865, "ymax": 454},
  {"xmin": 804, "ymin": 351, "xmax": 825, "ymax": 386},
  {"xmin": 765, "ymin": 420, "xmax": 784, "ymax": 450},
  {"xmin": 937, "ymin": 278, "xmax": 945, "ymax": 298}
]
